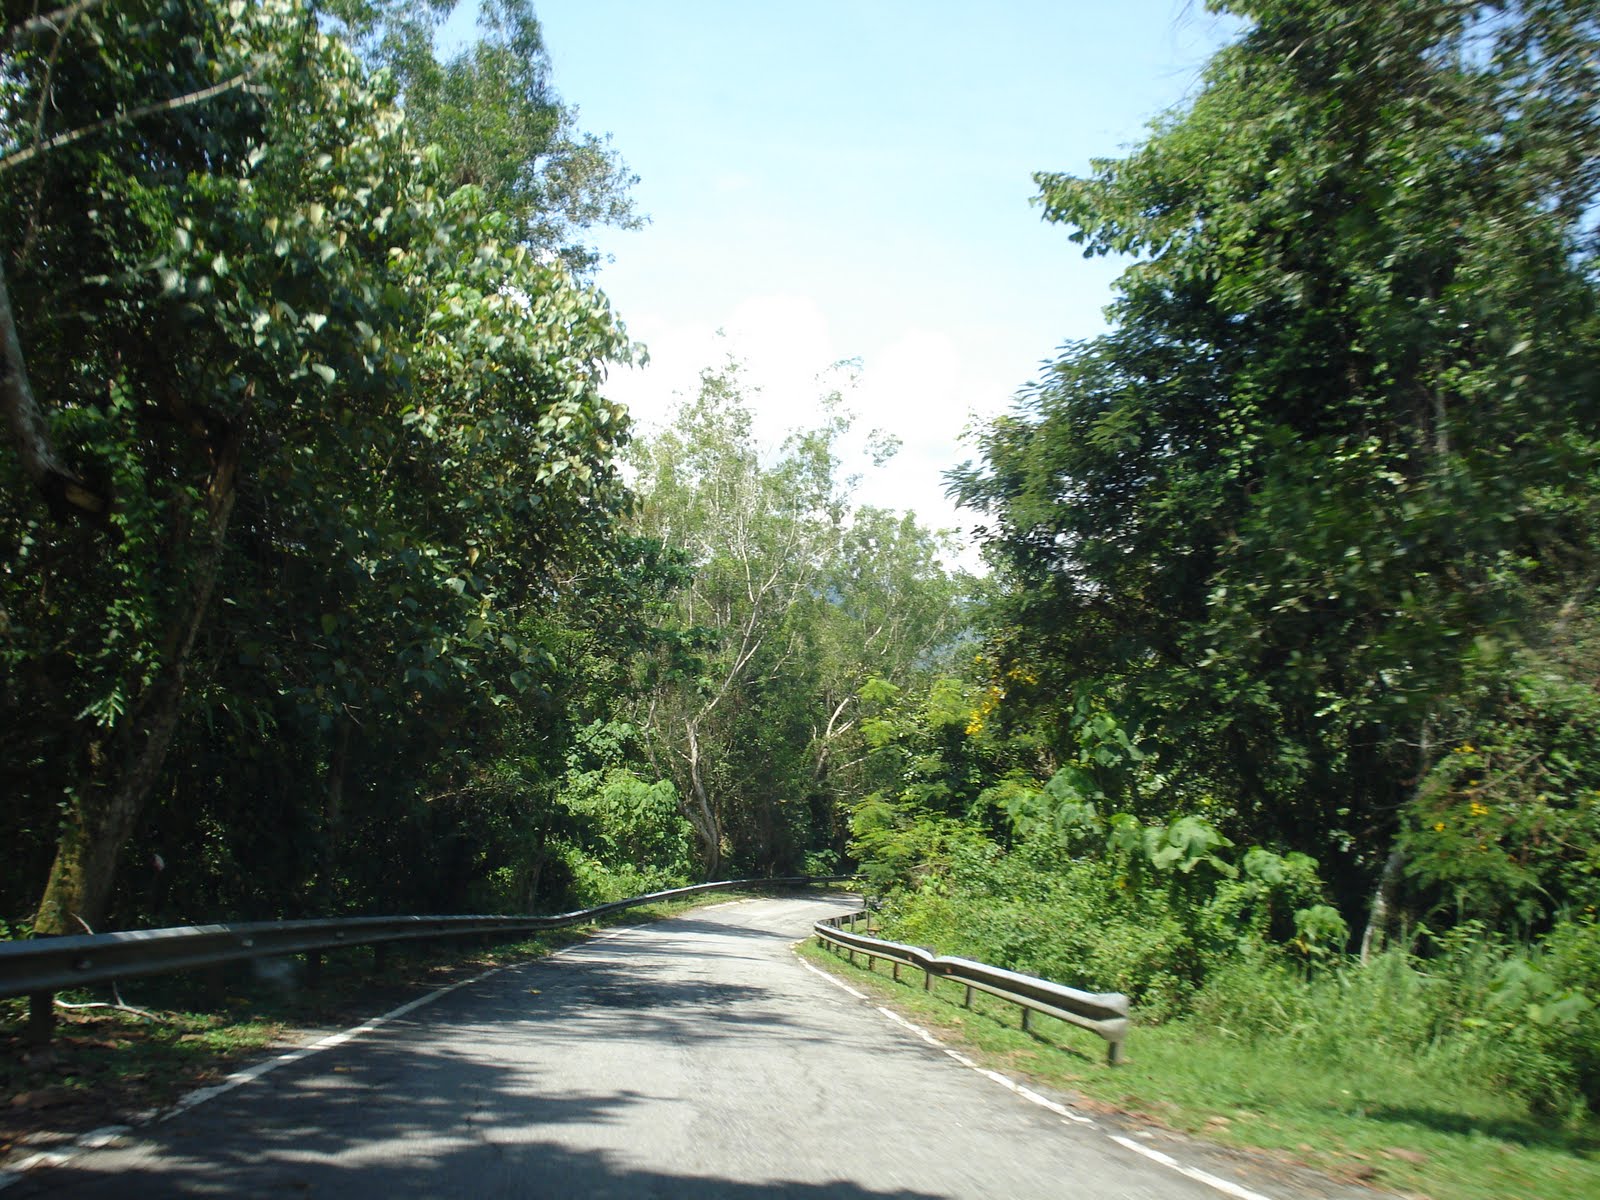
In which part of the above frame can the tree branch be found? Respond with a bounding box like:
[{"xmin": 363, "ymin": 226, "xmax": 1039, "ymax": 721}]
[
  {"xmin": 4, "ymin": 0, "xmax": 105, "ymax": 49},
  {"xmin": 0, "ymin": 68, "xmax": 259, "ymax": 177}
]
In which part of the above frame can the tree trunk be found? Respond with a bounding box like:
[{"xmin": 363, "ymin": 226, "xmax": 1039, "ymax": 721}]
[
  {"xmin": 32, "ymin": 429, "xmax": 239, "ymax": 935},
  {"xmin": 681, "ymin": 721, "xmax": 721, "ymax": 879},
  {"xmin": 1358, "ymin": 845, "xmax": 1406, "ymax": 964},
  {"xmin": 1359, "ymin": 717, "xmax": 1435, "ymax": 963},
  {"xmin": 0, "ymin": 257, "xmax": 107, "ymax": 520},
  {"xmin": 319, "ymin": 715, "xmax": 352, "ymax": 914}
]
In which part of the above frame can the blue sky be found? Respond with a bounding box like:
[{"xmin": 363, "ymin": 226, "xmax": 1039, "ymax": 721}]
[{"xmin": 451, "ymin": 2, "xmax": 1241, "ymax": 558}]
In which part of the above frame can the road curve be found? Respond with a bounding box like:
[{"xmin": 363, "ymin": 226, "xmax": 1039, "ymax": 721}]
[{"xmin": 14, "ymin": 894, "xmax": 1251, "ymax": 1199}]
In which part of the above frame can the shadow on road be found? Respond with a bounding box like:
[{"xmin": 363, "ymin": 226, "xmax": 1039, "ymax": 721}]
[
  {"xmin": 21, "ymin": 1133, "xmax": 950, "ymax": 1198},
  {"xmin": 14, "ymin": 898, "xmax": 922, "ymax": 1199}
]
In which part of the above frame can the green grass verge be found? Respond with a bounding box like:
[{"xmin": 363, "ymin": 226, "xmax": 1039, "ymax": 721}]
[
  {"xmin": 797, "ymin": 937, "xmax": 1600, "ymax": 1200},
  {"xmin": 0, "ymin": 890, "xmax": 765, "ymax": 1161}
]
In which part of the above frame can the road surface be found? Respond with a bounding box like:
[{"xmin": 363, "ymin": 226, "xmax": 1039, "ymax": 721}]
[{"xmin": 9, "ymin": 894, "xmax": 1328, "ymax": 1199}]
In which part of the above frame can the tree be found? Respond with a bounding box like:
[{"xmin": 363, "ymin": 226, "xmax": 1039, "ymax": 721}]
[
  {"xmin": 1, "ymin": 0, "xmax": 633, "ymax": 931},
  {"xmin": 624, "ymin": 362, "xmax": 976, "ymax": 877},
  {"xmin": 624, "ymin": 365, "xmax": 849, "ymax": 875},
  {"xmin": 799, "ymin": 506, "xmax": 977, "ymax": 857},
  {"xmin": 952, "ymin": 0, "xmax": 1600, "ymax": 926},
  {"xmin": 324, "ymin": 0, "xmax": 641, "ymax": 271}
]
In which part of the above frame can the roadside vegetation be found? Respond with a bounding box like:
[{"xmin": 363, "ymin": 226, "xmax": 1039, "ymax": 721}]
[
  {"xmin": 0, "ymin": 0, "xmax": 970, "ymax": 936},
  {"xmin": 832, "ymin": 0, "xmax": 1600, "ymax": 1190},
  {"xmin": 5, "ymin": 3, "xmax": 1600, "ymax": 1196},
  {"xmin": 800, "ymin": 938, "xmax": 1600, "ymax": 1200}
]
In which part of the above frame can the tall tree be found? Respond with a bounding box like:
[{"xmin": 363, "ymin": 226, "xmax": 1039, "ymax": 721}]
[
  {"xmin": 0, "ymin": 0, "xmax": 632, "ymax": 931},
  {"xmin": 626, "ymin": 363, "xmax": 975, "ymax": 877},
  {"xmin": 324, "ymin": 0, "xmax": 641, "ymax": 270},
  {"xmin": 952, "ymin": 0, "xmax": 1600, "ymax": 922},
  {"xmin": 626, "ymin": 365, "xmax": 850, "ymax": 876},
  {"xmin": 802, "ymin": 506, "xmax": 976, "ymax": 850}
]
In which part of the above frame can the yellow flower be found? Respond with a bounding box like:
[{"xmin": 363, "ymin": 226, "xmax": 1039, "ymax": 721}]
[
  {"xmin": 1434, "ymin": 821, "xmax": 1447, "ymax": 832},
  {"xmin": 1457, "ymin": 744, "xmax": 1476, "ymax": 754}
]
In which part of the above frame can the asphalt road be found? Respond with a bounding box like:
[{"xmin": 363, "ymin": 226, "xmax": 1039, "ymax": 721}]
[{"xmin": 11, "ymin": 894, "xmax": 1285, "ymax": 1199}]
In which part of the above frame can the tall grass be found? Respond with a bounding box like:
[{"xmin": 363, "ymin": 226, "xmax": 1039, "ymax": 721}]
[{"xmin": 878, "ymin": 853, "xmax": 1600, "ymax": 1119}]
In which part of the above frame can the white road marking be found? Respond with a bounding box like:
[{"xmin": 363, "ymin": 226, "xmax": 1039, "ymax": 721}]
[
  {"xmin": 1110, "ymin": 1135, "xmax": 1277, "ymax": 1200},
  {"xmin": 796, "ymin": 950, "xmax": 869, "ymax": 998},
  {"xmin": 4, "ymin": 902, "xmax": 1279, "ymax": 1200},
  {"xmin": 794, "ymin": 942, "xmax": 1280, "ymax": 1200},
  {"xmin": 0, "ymin": 901, "xmax": 765, "ymax": 1191},
  {"xmin": 0, "ymin": 963, "xmax": 507, "ymax": 1191}
]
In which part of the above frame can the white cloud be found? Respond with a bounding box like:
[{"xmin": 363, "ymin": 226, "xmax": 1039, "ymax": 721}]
[
  {"xmin": 605, "ymin": 293, "xmax": 838, "ymax": 448},
  {"xmin": 602, "ymin": 293, "xmax": 1015, "ymax": 570}
]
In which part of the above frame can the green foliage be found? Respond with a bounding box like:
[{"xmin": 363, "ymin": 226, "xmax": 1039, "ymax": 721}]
[
  {"xmin": 874, "ymin": 828, "xmax": 1600, "ymax": 1112},
  {"xmin": 560, "ymin": 767, "xmax": 694, "ymax": 881},
  {"xmin": 325, "ymin": 0, "xmax": 641, "ymax": 270},
  {"xmin": 1188, "ymin": 918, "xmax": 1600, "ymax": 1117},
  {"xmin": 841, "ymin": 2, "xmax": 1600, "ymax": 1125},
  {"xmin": 626, "ymin": 363, "xmax": 976, "ymax": 879},
  {"xmin": 1401, "ymin": 627, "xmax": 1600, "ymax": 929},
  {"xmin": 0, "ymin": 0, "xmax": 646, "ymax": 926},
  {"xmin": 881, "ymin": 0, "xmax": 1600, "ymax": 1125},
  {"xmin": 951, "ymin": 0, "xmax": 1600, "ymax": 921}
]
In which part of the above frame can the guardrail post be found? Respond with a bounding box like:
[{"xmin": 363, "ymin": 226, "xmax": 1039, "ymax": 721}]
[
  {"xmin": 305, "ymin": 950, "xmax": 322, "ymax": 989},
  {"xmin": 1107, "ymin": 1039, "xmax": 1124, "ymax": 1066},
  {"xmin": 963, "ymin": 984, "xmax": 973, "ymax": 1008},
  {"xmin": 373, "ymin": 942, "xmax": 389, "ymax": 973},
  {"xmin": 26, "ymin": 991, "xmax": 55, "ymax": 1045},
  {"xmin": 1020, "ymin": 1007, "xmax": 1032, "ymax": 1034},
  {"xmin": 892, "ymin": 961, "xmax": 901, "ymax": 982},
  {"xmin": 924, "ymin": 968, "xmax": 933, "ymax": 991}
]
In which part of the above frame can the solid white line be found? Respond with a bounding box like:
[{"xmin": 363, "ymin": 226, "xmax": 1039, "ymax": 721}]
[
  {"xmin": 876, "ymin": 1005, "xmax": 944, "ymax": 1047},
  {"xmin": 0, "ymin": 1121, "xmax": 135, "ymax": 1183},
  {"xmin": 0, "ymin": 963, "xmax": 507, "ymax": 1192},
  {"xmin": 794, "ymin": 945, "xmax": 1280, "ymax": 1200},
  {"xmin": 795, "ymin": 951, "xmax": 869, "ymax": 999},
  {"xmin": 162, "ymin": 965, "xmax": 504, "ymax": 1120},
  {"xmin": 1109, "ymin": 1135, "xmax": 1276, "ymax": 1200},
  {"xmin": 1, "ymin": 899, "xmax": 772, "ymax": 1191}
]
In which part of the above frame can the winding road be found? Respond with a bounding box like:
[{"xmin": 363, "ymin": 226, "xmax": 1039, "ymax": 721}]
[{"xmin": 8, "ymin": 895, "xmax": 1360, "ymax": 1199}]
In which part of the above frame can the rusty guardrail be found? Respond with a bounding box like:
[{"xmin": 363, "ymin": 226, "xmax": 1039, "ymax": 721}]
[{"xmin": 813, "ymin": 909, "xmax": 1130, "ymax": 1064}]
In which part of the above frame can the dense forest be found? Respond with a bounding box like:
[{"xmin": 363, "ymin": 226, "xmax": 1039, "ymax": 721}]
[
  {"xmin": 4, "ymin": 0, "xmax": 1600, "ymax": 1120},
  {"xmin": 0, "ymin": 0, "xmax": 974, "ymax": 934}
]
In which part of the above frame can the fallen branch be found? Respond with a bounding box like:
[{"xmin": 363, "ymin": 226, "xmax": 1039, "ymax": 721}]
[{"xmin": 52, "ymin": 915, "xmax": 162, "ymax": 1022}]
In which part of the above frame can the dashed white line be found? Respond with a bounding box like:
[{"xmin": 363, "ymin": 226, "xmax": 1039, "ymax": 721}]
[{"xmin": 793, "ymin": 943, "xmax": 1279, "ymax": 1200}]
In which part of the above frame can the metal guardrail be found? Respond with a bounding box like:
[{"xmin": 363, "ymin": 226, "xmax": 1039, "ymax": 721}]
[
  {"xmin": 1, "ymin": 876, "xmax": 852, "ymax": 1015},
  {"xmin": 814, "ymin": 910, "xmax": 1130, "ymax": 1064}
]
